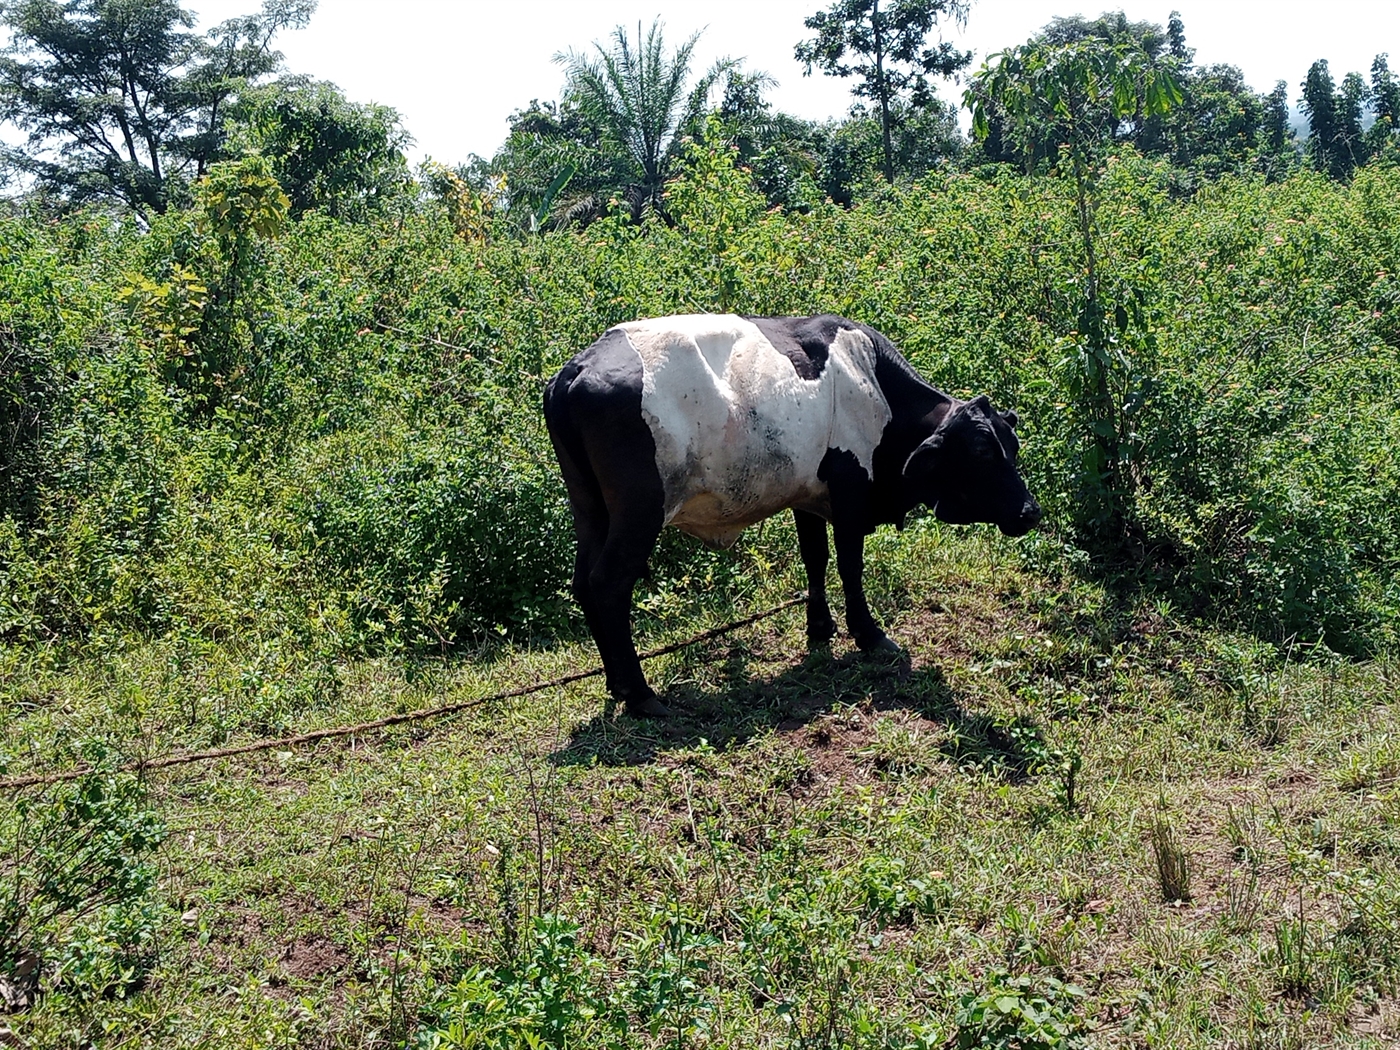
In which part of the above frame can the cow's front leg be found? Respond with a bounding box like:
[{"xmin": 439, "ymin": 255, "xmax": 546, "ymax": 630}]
[
  {"xmin": 793, "ymin": 509, "xmax": 836, "ymax": 648},
  {"xmin": 832, "ymin": 523, "xmax": 897, "ymax": 652}
]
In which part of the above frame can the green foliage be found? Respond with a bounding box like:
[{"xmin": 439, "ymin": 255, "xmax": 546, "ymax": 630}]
[
  {"xmin": 0, "ymin": 0, "xmax": 313, "ymax": 216},
  {"xmin": 228, "ymin": 77, "xmax": 411, "ymax": 219},
  {"xmin": 422, "ymin": 915, "xmax": 628, "ymax": 1049},
  {"xmin": 970, "ymin": 38, "xmax": 1182, "ymax": 542},
  {"xmin": 1, "ymin": 767, "xmax": 165, "ymax": 1002},
  {"xmin": 2, "ymin": 130, "xmax": 1399, "ymax": 657},
  {"xmin": 795, "ymin": 0, "xmax": 971, "ymax": 182},
  {"xmin": 855, "ymin": 856, "xmax": 946, "ymax": 925},
  {"xmin": 293, "ymin": 421, "xmax": 575, "ymax": 646},
  {"xmin": 954, "ymin": 971, "xmax": 1091, "ymax": 1049},
  {"xmin": 552, "ymin": 18, "xmax": 734, "ymax": 222}
]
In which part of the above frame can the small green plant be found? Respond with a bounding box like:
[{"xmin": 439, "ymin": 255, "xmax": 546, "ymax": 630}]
[
  {"xmin": 423, "ymin": 915, "xmax": 627, "ymax": 1049},
  {"xmin": 1221, "ymin": 868, "xmax": 1262, "ymax": 934},
  {"xmin": 626, "ymin": 907, "xmax": 720, "ymax": 1047},
  {"xmin": 954, "ymin": 970, "xmax": 1091, "ymax": 1049},
  {"xmin": 1223, "ymin": 802, "xmax": 1266, "ymax": 868},
  {"xmin": 1, "ymin": 767, "xmax": 166, "ymax": 1005},
  {"xmin": 858, "ymin": 716, "xmax": 940, "ymax": 777},
  {"xmin": 1270, "ymin": 911, "xmax": 1313, "ymax": 998},
  {"xmin": 855, "ymin": 857, "xmax": 946, "ymax": 926},
  {"xmin": 1031, "ymin": 743, "xmax": 1083, "ymax": 813},
  {"xmin": 1149, "ymin": 811, "xmax": 1191, "ymax": 903}
]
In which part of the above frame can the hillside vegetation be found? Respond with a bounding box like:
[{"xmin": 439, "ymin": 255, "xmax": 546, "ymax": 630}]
[
  {"xmin": 1, "ymin": 139, "xmax": 1399, "ymax": 1047},
  {"xmin": 3, "ymin": 3, "xmax": 1400, "ymax": 1045}
]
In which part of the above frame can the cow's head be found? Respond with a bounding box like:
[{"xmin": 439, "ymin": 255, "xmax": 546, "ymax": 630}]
[{"xmin": 903, "ymin": 395, "xmax": 1042, "ymax": 537}]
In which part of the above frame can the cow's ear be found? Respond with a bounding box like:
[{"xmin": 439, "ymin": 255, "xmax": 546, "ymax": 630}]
[
  {"xmin": 903, "ymin": 432, "xmax": 943, "ymax": 480},
  {"xmin": 970, "ymin": 394, "xmax": 993, "ymax": 415},
  {"xmin": 1001, "ymin": 409, "xmax": 1019, "ymax": 429}
]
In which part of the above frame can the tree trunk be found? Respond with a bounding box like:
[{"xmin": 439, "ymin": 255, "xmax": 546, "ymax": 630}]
[{"xmin": 872, "ymin": 0, "xmax": 894, "ymax": 182}]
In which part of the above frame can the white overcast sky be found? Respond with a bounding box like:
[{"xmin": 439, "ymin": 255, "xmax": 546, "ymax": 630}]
[{"xmin": 96, "ymin": 1, "xmax": 1400, "ymax": 164}]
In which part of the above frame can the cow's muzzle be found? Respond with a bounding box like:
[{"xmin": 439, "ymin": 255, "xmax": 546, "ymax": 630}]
[{"xmin": 998, "ymin": 499, "xmax": 1043, "ymax": 538}]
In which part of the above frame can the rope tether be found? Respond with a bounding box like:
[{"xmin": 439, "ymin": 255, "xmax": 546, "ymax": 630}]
[{"xmin": 0, "ymin": 596, "xmax": 805, "ymax": 792}]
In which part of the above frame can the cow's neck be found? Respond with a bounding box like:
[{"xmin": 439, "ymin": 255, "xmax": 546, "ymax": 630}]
[{"xmin": 868, "ymin": 347, "xmax": 957, "ymax": 528}]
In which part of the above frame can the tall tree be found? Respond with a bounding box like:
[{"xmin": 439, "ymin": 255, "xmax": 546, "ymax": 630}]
[
  {"xmin": 968, "ymin": 37, "xmax": 1180, "ymax": 539},
  {"xmin": 1337, "ymin": 70, "xmax": 1370, "ymax": 176},
  {"xmin": 1369, "ymin": 53, "xmax": 1400, "ymax": 156},
  {"xmin": 1262, "ymin": 80, "xmax": 1292, "ymax": 154},
  {"xmin": 969, "ymin": 11, "xmax": 1188, "ymax": 173},
  {"xmin": 554, "ymin": 19, "xmax": 734, "ymax": 221},
  {"xmin": 226, "ymin": 77, "xmax": 410, "ymax": 219},
  {"xmin": 795, "ymin": 0, "xmax": 971, "ymax": 182},
  {"xmin": 716, "ymin": 70, "xmax": 823, "ymax": 210},
  {"xmin": 1166, "ymin": 9, "xmax": 1191, "ymax": 64},
  {"xmin": 1301, "ymin": 59, "xmax": 1339, "ymax": 178},
  {"xmin": 0, "ymin": 0, "xmax": 313, "ymax": 217},
  {"xmin": 1259, "ymin": 79, "xmax": 1296, "ymax": 179}
]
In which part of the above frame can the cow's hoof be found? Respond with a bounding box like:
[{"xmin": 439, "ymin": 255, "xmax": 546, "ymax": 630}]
[
  {"xmin": 859, "ymin": 635, "xmax": 903, "ymax": 656},
  {"xmin": 623, "ymin": 694, "xmax": 672, "ymax": 719}
]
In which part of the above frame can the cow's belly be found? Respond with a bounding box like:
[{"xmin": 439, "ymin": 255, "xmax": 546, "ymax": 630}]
[{"xmin": 669, "ymin": 480, "xmax": 831, "ymax": 549}]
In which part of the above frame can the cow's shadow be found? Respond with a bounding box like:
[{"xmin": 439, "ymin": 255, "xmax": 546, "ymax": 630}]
[{"xmin": 548, "ymin": 643, "xmax": 1044, "ymax": 777}]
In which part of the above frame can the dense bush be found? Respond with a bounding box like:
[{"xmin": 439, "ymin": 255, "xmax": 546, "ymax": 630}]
[{"xmin": 0, "ymin": 142, "xmax": 1397, "ymax": 656}]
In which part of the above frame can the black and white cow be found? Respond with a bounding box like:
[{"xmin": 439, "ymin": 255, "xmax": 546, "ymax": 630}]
[{"xmin": 544, "ymin": 313, "xmax": 1041, "ymax": 717}]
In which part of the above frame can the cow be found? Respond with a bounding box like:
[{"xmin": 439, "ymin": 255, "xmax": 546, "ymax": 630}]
[{"xmin": 544, "ymin": 313, "xmax": 1041, "ymax": 718}]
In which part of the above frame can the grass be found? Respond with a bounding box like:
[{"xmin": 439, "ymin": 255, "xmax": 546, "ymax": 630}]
[{"xmin": 2, "ymin": 520, "xmax": 1399, "ymax": 1048}]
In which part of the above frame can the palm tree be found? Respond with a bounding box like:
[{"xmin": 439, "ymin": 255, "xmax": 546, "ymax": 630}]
[{"xmin": 554, "ymin": 19, "xmax": 734, "ymax": 221}]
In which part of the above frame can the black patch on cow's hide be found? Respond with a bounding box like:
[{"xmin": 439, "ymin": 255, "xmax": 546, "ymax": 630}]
[
  {"xmin": 749, "ymin": 315, "xmax": 862, "ymax": 381},
  {"xmin": 574, "ymin": 327, "xmax": 646, "ymax": 393}
]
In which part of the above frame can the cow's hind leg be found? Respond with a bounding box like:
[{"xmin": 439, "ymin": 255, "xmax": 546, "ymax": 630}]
[
  {"xmin": 565, "ymin": 490, "xmax": 608, "ymax": 660},
  {"xmin": 794, "ymin": 509, "xmax": 836, "ymax": 648},
  {"xmin": 588, "ymin": 504, "xmax": 667, "ymax": 717}
]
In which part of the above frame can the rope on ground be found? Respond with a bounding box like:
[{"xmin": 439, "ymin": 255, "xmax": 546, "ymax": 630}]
[{"xmin": 0, "ymin": 596, "xmax": 806, "ymax": 792}]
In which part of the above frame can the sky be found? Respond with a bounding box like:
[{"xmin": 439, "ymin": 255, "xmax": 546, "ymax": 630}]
[{"xmin": 36, "ymin": 1, "xmax": 1400, "ymax": 165}]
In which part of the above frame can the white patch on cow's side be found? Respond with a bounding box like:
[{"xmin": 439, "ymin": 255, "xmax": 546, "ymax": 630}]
[{"xmin": 617, "ymin": 314, "xmax": 892, "ymax": 548}]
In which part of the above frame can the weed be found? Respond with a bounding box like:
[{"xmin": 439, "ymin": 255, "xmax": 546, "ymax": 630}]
[
  {"xmin": 1329, "ymin": 734, "xmax": 1400, "ymax": 792},
  {"xmin": 1221, "ymin": 867, "xmax": 1263, "ymax": 934},
  {"xmin": 422, "ymin": 914, "xmax": 627, "ymax": 1049},
  {"xmin": 1224, "ymin": 802, "xmax": 1266, "ymax": 869},
  {"xmin": 1149, "ymin": 811, "xmax": 1192, "ymax": 903},
  {"xmin": 858, "ymin": 715, "xmax": 941, "ymax": 777},
  {"xmin": 1271, "ymin": 910, "xmax": 1313, "ymax": 999},
  {"xmin": 954, "ymin": 970, "xmax": 1091, "ymax": 1049},
  {"xmin": 1, "ymin": 766, "xmax": 165, "ymax": 1005},
  {"xmin": 626, "ymin": 906, "xmax": 720, "ymax": 1047},
  {"xmin": 856, "ymin": 857, "xmax": 947, "ymax": 927}
]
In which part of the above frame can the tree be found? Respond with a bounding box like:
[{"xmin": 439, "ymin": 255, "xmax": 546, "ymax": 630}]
[
  {"xmin": 1301, "ymin": 59, "xmax": 1340, "ymax": 178},
  {"xmin": 553, "ymin": 19, "xmax": 734, "ymax": 221},
  {"xmin": 795, "ymin": 0, "xmax": 970, "ymax": 182},
  {"xmin": 968, "ymin": 37, "xmax": 1180, "ymax": 540},
  {"xmin": 1166, "ymin": 9, "xmax": 1191, "ymax": 63},
  {"xmin": 1161, "ymin": 64, "xmax": 1266, "ymax": 180},
  {"xmin": 1369, "ymin": 54, "xmax": 1400, "ymax": 157},
  {"xmin": 490, "ymin": 97, "xmax": 624, "ymax": 229},
  {"xmin": 967, "ymin": 11, "xmax": 1174, "ymax": 173},
  {"xmin": 1260, "ymin": 79, "xmax": 1297, "ymax": 178},
  {"xmin": 0, "ymin": 0, "xmax": 313, "ymax": 217},
  {"xmin": 1337, "ymin": 70, "xmax": 1370, "ymax": 176},
  {"xmin": 715, "ymin": 70, "xmax": 822, "ymax": 210},
  {"xmin": 227, "ymin": 77, "xmax": 410, "ymax": 219}
]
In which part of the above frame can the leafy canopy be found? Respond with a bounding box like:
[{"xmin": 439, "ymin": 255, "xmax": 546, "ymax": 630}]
[
  {"xmin": 553, "ymin": 18, "xmax": 733, "ymax": 221},
  {"xmin": 795, "ymin": 0, "xmax": 970, "ymax": 181},
  {"xmin": 0, "ymin": 0, "xmax": 313, "ymax": 216}
]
